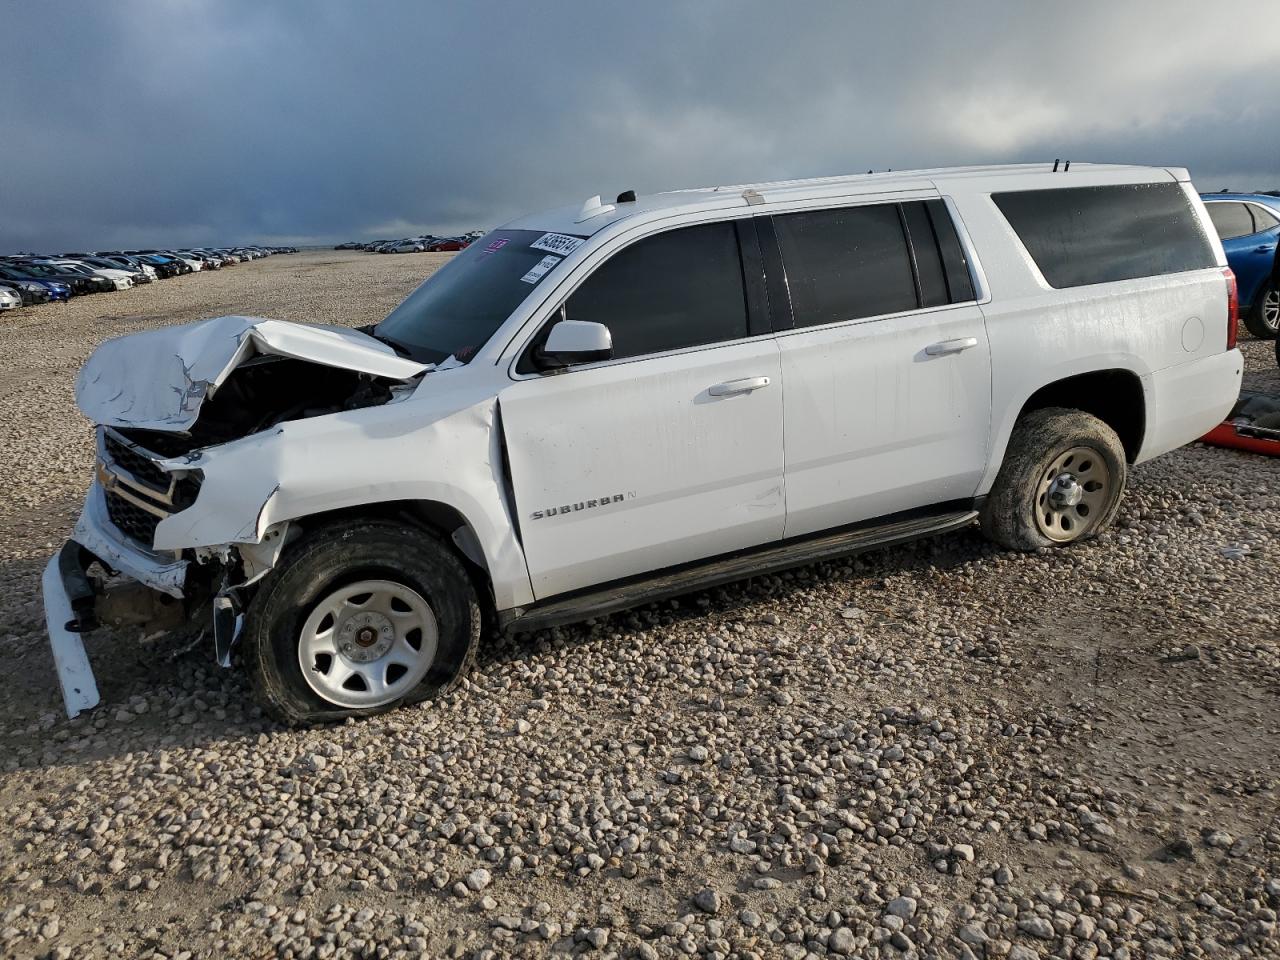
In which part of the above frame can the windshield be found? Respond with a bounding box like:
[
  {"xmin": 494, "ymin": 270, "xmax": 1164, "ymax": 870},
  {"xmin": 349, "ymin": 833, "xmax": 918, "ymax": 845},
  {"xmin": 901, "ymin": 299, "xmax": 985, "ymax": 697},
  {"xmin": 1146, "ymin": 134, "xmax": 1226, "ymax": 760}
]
[{"xmin": 375, "ymin": 228, "xmax": 580, "ymax": 364}]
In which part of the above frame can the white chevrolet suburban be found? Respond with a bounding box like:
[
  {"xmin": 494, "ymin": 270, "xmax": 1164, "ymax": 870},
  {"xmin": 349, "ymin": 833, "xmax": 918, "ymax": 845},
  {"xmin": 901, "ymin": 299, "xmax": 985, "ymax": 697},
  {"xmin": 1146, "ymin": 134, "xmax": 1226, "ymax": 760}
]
[{"xmin": 45, "ymin": 163, "xmax": 1243, "ymax": 724}]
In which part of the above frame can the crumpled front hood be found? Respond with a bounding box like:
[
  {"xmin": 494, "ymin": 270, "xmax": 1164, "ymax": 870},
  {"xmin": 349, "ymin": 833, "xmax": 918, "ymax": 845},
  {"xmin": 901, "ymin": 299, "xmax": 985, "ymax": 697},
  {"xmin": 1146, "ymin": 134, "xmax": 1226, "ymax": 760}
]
[{"xmin": 75, "ymin": 315, "xmax": 430, "ymax": 431}]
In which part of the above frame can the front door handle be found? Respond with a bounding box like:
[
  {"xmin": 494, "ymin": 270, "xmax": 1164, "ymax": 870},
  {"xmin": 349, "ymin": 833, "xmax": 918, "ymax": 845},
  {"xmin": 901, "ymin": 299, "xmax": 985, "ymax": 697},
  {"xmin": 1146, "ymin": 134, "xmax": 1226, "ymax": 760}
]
[
  {"xmin": 1254, "ymin": 245, "xmax": 1276, "ymax": 254},
  {"xmin": 924, "ymin": 337, "xmax": 979, "ymax": 356},
  {"xmin": 708, "ymin": 376, "xmax": 771, "ymax": 397}
]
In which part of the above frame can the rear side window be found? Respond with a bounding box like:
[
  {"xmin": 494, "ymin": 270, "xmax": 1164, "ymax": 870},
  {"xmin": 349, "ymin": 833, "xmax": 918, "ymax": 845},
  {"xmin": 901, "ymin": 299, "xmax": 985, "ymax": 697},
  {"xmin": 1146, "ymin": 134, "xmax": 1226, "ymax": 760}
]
[
  {"xmin": 1205, "ymin": 202, "xmax": 1256, "ymax": 240},
  {"xmin": 1250, "ymin": 204, "xmax": 1280, "ymax": 231},
  {"xmin": 901, "ymin": 200, "xmax": 976, "ymax": 307},
  {"xmin": 773, "ymin": 204, "xmax": 917, "ymax": 327},
  {"xmin": 564, "ymin": 221, "xmax": 749, "ymax": 361},
  {"xmin": 993, "ymin": 183, "xmax": 1216, "ymax": 289}
]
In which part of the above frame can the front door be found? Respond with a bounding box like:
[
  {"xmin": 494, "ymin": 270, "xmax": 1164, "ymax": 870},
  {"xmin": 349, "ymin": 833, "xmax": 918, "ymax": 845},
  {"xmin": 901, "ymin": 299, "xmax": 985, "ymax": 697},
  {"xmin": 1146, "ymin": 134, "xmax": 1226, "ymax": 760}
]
[{"xmin": 500, "ymin": 220, "xmax": 786, "ymax": 600}]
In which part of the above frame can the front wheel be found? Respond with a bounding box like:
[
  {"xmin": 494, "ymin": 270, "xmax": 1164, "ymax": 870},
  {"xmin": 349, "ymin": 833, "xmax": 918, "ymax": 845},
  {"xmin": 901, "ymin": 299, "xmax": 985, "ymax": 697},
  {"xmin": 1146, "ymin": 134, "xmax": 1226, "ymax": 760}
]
[
  {"xmin": 980, "ymin": 407, "xmax": 1127, "ymax": 551},
  {"xmin": 1244, "ymin": 282, "xmax": 1280, "ymax": 339},
  {"xmin": 244, "ymin": 519, "xmax": 481, "ymax": 725}
]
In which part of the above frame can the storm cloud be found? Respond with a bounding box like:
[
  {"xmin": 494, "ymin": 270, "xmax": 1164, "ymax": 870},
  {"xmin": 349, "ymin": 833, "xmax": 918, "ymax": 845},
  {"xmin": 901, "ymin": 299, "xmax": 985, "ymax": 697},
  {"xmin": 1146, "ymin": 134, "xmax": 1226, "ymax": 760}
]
[{"xmin": 3, "ymin": 0, "xmax": 1278, "ymax": 253}]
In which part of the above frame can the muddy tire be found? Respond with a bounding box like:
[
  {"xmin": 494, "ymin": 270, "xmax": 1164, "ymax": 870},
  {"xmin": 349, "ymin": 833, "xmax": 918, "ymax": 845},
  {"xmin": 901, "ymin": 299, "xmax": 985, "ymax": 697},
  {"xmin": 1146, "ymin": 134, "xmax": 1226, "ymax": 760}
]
[
  {"xmin": 980, "ymin": 407, "xmax": 1127, "ymax": 551},
  {"xmin": 1244, "ymin": 282, "xmax": 1279, "ymax": 339},
  {"xmin": 244, "ymin": 519, "xmax": 480, "ymax": 725}
]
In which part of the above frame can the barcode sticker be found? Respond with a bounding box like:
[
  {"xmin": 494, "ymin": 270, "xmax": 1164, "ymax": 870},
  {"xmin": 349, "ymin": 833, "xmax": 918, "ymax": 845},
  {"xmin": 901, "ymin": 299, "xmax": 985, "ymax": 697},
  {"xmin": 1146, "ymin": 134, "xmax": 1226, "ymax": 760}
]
[
  {"xmin": 530, "ymin": 233, "xmax": 585, "ymax": 256},
  {"xmin": 520, "ymin": 255, "xmax": 561, "ymax": 284}
]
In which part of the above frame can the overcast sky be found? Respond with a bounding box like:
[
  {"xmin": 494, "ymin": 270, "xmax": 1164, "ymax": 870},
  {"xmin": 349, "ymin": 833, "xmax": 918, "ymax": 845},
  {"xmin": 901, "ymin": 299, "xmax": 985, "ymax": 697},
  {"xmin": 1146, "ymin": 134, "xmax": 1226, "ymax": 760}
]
[{"xmin": 3, "ymin": 0, "xmax": 1278, "ymax": 253}]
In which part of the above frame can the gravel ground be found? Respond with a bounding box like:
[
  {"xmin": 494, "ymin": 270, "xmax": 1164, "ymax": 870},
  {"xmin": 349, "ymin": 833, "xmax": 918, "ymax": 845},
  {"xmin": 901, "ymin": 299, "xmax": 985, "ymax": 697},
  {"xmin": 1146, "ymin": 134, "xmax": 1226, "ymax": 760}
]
[{"xmin": 0, "ymin": 251, "xmax": 1278, "ymax": 960}]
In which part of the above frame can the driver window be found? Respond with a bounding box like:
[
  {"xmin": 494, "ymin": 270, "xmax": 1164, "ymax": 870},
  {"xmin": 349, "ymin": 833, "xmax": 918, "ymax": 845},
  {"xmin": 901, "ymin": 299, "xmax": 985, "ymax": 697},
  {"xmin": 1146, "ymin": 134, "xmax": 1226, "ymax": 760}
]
[{"xmin": 562, "ymin": 221, "xmax": 750, "ymax": 362}]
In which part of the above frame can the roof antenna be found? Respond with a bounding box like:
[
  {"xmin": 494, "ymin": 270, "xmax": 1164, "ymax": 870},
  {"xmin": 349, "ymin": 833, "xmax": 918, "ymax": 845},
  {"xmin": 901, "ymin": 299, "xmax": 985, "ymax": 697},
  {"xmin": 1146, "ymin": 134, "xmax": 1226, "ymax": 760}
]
[
  {"xmin": 1053, "ymin": 159, "xmax": 1060, "ymax": 172},
  {"xmin": 1063, "ymin": 160, "xmax": 1071, "ymax": 172},
  {"xmin": 616, "ymin": 190, "xmax": 636, "ymax": 203}
]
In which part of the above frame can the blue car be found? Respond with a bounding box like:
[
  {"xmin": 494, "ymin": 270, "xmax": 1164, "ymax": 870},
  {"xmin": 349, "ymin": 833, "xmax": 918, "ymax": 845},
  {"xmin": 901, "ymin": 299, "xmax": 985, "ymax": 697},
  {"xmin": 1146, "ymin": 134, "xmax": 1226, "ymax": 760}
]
[{"xmin": 1200, "ymin": 193, "xmax": 1280, "ymax": 338}]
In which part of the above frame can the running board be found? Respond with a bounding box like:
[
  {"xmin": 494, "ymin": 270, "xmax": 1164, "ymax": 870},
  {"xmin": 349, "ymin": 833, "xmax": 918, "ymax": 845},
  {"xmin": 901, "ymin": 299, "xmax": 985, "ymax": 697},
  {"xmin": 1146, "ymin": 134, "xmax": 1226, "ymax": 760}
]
[{"xmin": 501, "ymin": 507, "xmax": 978, "ymax": 634}]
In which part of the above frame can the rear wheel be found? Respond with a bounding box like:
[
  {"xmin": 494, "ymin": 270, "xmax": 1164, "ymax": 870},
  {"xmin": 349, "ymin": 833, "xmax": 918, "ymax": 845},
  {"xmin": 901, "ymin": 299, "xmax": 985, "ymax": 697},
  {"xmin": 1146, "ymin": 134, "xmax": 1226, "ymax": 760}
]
[
  {"xmin": 1244, "ymin": 282, "xmax": 1280, "ymax": 339},
  {"xmin": 980, "ymin": 407, "xmax": 1127, "ymax": 551},
  {"xmin": 245, "ymin": 519, "xmax": 481, "ymax": 725}
]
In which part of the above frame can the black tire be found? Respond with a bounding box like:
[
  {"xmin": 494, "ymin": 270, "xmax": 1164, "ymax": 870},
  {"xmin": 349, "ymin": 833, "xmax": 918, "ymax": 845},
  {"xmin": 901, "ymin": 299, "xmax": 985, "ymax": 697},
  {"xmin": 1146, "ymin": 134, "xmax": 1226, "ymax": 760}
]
[
  {"xmin": 1274, "ymin": 333, "xmax": 1279, "ymax": 370},
  {"xmin": 244, "ymin": 518, "xmax": 481, "ymax": 725},
  {"xmin": 1244, "ymin": 282, "xmax": 1280, "ymax": 339},
  {"xmin": 979, "ymin": 407, "xmax": 1127, "ymax": 551}
]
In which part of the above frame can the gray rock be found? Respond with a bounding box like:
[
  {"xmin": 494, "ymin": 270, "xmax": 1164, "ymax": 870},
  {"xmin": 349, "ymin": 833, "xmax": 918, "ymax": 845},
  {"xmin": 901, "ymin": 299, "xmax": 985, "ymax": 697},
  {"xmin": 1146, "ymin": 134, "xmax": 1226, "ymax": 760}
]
[{"xmin": 693, "ymin": 887, "xmax": 721, "ymax": 914}]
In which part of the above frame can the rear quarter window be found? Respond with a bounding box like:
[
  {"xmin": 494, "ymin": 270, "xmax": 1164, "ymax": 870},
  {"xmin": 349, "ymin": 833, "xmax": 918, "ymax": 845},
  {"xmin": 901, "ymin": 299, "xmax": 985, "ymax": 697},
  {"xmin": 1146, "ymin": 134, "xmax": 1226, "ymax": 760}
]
[{"xmin": 992, "ymin": 182, "xmax": 1216, "ymax": 289}]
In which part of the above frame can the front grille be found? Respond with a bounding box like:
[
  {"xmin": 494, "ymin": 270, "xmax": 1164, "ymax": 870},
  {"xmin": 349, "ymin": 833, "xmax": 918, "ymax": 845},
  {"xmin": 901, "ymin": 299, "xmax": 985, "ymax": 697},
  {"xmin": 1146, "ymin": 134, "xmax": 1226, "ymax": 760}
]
[
  {"xmin": 104, "ymin": 431, "xmax": 168, "ymax": 491},
  {"xmin": 98, "ymin": 429, "xmax": 203, "ymax": 548},
  {"xmin": 104, "ymin": 490, "xmax": 162, "ymax": 546}
]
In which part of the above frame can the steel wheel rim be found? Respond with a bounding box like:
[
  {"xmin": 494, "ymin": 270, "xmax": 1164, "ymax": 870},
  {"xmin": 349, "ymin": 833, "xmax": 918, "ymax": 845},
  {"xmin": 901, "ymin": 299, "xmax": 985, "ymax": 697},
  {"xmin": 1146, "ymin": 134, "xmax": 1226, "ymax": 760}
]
[
  {"xmin": 297, "ymin": 579, "xmax": 438, "ymax": 708},
  {"xmin": 1034, "ymin": 445, "xmax": 1112, "ymax": 543}
]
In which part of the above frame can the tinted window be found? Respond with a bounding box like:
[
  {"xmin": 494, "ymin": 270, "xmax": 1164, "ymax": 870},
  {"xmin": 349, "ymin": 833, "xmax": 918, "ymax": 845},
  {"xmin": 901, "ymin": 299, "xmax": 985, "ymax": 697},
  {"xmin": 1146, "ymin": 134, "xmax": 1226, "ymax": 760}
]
[
  {"xmin": 1250, "ymin": 204, "xmax": 1280, "ymax": 231},
  {"xmin": 774, "ymin": 204, "xmax": 917, "ymax": 327},
  {"xmin": 901, "ymin": 201, "xmax": 948, "ymax": 308},
  {"xmin": 1206, "ymin": 202, "xmax": 1256, "ymax": 240},
  {"xmin": 993, "ymin": 183, "xmax": 1216, "ymax": 288},
  {"xmin": 925, "ymin": 199, "xmax": 976, "ymax": 302},
  {"xmin": 377, "ymin": 229, "xmax": 576, "ymax": 364},
  {"xmin": 563, "ymin": 222, "xmax": 748, "ymax": 361}
]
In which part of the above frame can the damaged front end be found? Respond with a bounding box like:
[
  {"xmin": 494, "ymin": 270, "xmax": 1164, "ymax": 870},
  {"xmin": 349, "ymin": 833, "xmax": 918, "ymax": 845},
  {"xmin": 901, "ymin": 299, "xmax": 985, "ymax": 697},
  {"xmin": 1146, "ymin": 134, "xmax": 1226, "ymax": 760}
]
[{"xmin": 44, "ymin": 316, "xmax": 429, "ymax": 717}]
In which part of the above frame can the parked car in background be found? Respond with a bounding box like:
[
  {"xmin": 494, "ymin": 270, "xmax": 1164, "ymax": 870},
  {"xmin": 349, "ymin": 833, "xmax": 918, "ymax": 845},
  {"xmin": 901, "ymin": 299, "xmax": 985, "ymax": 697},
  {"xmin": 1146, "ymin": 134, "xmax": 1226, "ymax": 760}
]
[
  {"xmin": 0, "ymin": 276, "xmax": 54, "ymax": 305},
  {"xmin": 38, "ymin": 258, "xmax": 135, "ymax": 290},
  {"xmin": 1201, "ymin": 192, "xmax": 1280, "ymax": 338},
  {"xmin": 77, "ymin": 256, "xmax": 153, "ymax": 283},
  {"xmin": 387, "ymin": 239, "xmax": 426, "ymax": 253},
  {"xmin": 6, "ymin": 260, "xmax": 108, "ymax": 294},
  {"xmin": 0, "ymin": 286, "xmax": 21, "ymax": 311},
  {"xmin": 426, "ymin": 237, "xmax": 469, "ymax": 252},
  {"xmin": 0, "ymin": 264, "xmax": 72, "ymax": 301}
]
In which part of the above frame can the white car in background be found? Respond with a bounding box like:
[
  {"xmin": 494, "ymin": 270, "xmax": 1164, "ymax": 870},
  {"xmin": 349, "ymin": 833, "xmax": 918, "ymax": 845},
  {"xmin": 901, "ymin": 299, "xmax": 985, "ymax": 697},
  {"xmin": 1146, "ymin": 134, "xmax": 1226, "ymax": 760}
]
[
  {"xmin": 0, "ymin": 286, "xmax": 20, "ymax": 310},
  {"xmin": 78, "ymin": 257, "xmax": 153, "ymax": 284},
  {"xmin": 45, "ymin": 162, "xmax": 1242, "ymax": 724},
  {"xmin": 39, "ymin": 259, "xmax": 134, "ymax": 290}
]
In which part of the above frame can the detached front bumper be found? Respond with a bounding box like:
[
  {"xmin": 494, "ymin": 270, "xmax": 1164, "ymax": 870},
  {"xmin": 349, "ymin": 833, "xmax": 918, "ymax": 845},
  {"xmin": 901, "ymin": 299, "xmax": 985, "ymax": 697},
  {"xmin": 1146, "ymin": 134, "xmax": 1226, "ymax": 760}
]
[
  {"xmin": 42, "ymin": 544, "xmax": 103, "ymax": 717},
  {"xmin": 42, "ymin": 480, "xmax": 191, "ymax": 717}
]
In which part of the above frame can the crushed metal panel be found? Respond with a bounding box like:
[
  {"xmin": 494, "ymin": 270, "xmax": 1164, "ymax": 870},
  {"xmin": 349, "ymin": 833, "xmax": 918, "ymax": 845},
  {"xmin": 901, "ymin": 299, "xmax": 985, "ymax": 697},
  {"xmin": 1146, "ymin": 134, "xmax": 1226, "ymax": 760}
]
[
  {"xmin": 150, "ymin": 390, "xmax": 537, "ymax": 611},
  {"xmin": 75, "ymin": 315, "xmax": 429, "ymax": 431}
]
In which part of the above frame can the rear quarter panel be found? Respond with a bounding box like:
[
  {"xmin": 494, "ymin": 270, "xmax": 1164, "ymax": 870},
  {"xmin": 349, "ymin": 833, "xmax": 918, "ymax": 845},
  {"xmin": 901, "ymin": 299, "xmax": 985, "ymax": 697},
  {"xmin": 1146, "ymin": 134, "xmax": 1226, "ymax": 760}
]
[{"xmin": 945, "ymin": 175, "xmax": 1232, "ymax": 493}]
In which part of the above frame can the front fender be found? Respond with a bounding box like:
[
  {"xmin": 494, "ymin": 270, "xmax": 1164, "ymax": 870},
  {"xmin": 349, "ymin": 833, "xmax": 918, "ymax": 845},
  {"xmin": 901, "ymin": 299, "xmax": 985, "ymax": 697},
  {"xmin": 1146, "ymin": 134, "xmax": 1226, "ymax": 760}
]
[{"xmin": 153, "ymin": 393, "xmax": 535, "ymax": 610}]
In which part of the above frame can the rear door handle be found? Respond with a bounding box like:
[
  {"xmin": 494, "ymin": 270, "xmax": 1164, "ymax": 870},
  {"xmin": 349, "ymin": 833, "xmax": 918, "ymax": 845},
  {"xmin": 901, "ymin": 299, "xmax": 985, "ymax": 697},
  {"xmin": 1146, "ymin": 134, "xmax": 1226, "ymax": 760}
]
[
  {"xmin": 924, "ymin": 337, "xmax": 979, "ymax": 356},
  {"xmin": 708, "ymin": 376, "xmax": 771, "ymax": 396},
  {"xmin": 1254, "ymin": 245, "xmax": 1276, "ymax": 254}
]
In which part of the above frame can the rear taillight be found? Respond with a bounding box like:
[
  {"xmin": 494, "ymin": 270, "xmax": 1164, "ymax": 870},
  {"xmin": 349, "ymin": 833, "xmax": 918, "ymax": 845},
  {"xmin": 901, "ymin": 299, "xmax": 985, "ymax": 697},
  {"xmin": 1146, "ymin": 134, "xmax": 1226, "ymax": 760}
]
[{"xmin": 1223, "ymin": 266, "xmax": 1238, "ymax": 350}]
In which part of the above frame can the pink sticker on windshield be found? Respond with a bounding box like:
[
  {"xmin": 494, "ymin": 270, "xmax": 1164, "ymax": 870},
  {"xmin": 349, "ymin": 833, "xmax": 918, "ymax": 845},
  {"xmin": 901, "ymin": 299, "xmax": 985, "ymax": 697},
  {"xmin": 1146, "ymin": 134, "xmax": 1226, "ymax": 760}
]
[{"xmin": 485, "ymin": 238, "xmax": 509, "ymax": 253}]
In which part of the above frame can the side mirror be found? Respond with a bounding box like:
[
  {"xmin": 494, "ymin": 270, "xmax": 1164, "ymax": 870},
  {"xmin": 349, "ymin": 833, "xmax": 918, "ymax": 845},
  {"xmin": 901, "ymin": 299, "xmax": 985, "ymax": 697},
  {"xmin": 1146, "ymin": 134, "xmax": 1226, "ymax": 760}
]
[{"xmin": 538, "ymin": 320, "xmax": 613, "ymax": 369}]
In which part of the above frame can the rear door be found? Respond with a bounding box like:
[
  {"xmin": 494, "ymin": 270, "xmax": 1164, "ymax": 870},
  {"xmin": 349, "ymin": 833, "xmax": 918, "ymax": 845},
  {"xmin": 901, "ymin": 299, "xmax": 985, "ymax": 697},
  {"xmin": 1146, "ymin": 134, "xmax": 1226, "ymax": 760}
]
[
  {"xmin": 500, "ymin": 220, "xmax": 786, "ymax": 600},
  {"xmin": 768, "ymin": 199, "xmax": 992, "ymax": 538}
]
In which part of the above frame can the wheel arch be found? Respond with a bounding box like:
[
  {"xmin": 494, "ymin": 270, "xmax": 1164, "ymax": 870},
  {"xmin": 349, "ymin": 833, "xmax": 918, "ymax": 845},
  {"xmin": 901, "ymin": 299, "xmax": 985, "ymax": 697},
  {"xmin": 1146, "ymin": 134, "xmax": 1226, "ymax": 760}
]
[
  {"xmin": 273, "ymin": 498, "xmax": 504, "ymax": 605},
  {"xmin": 982, "ymin": 367, "xmax": 1148, "ymax": 496}
]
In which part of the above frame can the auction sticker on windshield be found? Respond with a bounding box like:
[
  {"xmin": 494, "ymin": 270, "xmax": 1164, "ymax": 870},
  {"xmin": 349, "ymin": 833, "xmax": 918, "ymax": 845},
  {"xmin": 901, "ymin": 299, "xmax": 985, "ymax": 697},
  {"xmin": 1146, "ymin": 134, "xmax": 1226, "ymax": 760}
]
[
  {"xmin": 520, "ymin": 255, "xmax": 561, "ymax": 284},
  {"xmin": 530, "ymin": 233, "xmax": 585, "ymax": 257}
]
